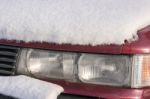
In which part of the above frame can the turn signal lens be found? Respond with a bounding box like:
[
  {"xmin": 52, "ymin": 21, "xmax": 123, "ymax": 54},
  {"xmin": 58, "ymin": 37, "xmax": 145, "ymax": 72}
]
[{"xmin": 132, "ymin": 55, "xmax": 150, "ymax": 88}]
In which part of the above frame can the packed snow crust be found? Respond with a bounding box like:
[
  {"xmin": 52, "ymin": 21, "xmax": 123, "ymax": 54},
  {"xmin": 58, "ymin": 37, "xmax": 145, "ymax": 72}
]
[
  {"xmin": 0, "ymin": 0, "xmax": 150, "ymax": 45},
  {"xmin": 0, "ymin": 75, "xmax": 64, "ymax": 99}
]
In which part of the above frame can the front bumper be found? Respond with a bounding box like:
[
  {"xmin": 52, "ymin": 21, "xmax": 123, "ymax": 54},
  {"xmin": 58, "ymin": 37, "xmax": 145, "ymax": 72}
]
[{"xmin": 49, "ymin": 80, "xmax": 150, "ymax": 99}]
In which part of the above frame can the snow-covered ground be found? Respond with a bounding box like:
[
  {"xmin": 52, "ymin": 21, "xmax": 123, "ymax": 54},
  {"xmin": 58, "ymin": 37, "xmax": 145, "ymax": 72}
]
[{"xmin": 0, "ymin": 0, "xmax": 150, "ymax": 45}]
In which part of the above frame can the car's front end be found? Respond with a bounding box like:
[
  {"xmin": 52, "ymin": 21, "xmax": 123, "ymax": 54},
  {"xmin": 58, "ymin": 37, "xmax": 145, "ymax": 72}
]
[{"xmin": 0, "ymin": 27, "xmax": 150, "ymax": 99}]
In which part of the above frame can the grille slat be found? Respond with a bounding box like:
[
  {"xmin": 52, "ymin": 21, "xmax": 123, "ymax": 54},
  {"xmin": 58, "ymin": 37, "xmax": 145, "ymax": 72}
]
[
  {"xmin": 0, "ymin": 45, "xmax": 20, "ymax": 50},
  {"xmin": 0, "ymin": 64, "xmax": 15, "ymax": 69},
  {"xmin": 0, "ymin": 51, "xmax": 18, "ymax": 56},
  {"xmin": 0, "ymin": 70, "xmax": 14, "ymax": 75},
  {"xmin": 0, "ymin": 45, "xmax": 19, "ymax": 76},
  {"xmin": 0, "ymin": 58, "xmax": 16, "ymax": 63}
]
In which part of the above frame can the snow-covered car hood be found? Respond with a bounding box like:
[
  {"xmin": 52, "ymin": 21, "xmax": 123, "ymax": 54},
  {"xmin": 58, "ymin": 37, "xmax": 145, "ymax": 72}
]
[{"xmin": 0, "ymin": 0, "xmax": 150, "ymax": 45}]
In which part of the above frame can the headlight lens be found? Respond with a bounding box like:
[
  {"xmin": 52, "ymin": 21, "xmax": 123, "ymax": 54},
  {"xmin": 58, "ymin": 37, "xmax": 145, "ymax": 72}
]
[
  {"xmin": 18, "ymin": 49, "xmax": 78, "ymax": 80},
  {"xmin": 78, "ymin": 54, "xmax": 131, "ymax": 86},
  {"xmin": 18, "ymin": 48, "xmax": 145, "ymax": 87}
]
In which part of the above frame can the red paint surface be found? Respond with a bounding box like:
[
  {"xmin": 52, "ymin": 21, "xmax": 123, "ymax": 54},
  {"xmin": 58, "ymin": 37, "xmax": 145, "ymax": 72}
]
[
  {"xmin": 0, "ymin": 40, "xmax": 122, "ymax": 54},
  {"xmin": 123, "ymin": 26, "xmax": 150, "ymax": 54},
  {"xmin": 48, "ymin": 80, "xmax": 143, "ymax": 99},
  {"xmin": 0, "ymin": 26, "xmax": 150, "ymax": 98}
]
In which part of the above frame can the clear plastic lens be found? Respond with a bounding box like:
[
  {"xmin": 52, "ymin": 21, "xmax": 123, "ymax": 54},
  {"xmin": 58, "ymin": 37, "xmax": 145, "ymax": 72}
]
[
  {"xmin": 132, "ymin": 55, "xmax": 150, "ymax": 88},
  {"xmin": 27, "ymin": 49, "xmax": 78, "ymax": 80},
  {"xmin": 78, "ymin": 54, "xmax": 131, "ymax": 86},
  {"xmin": 17, "ymin": 49, "xmax": 132, "ymax": 87}
]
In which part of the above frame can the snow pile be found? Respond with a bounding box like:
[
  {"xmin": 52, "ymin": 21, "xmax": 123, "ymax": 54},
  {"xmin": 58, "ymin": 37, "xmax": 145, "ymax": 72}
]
[
  {"xmin": 0, "ymin": 75, "xmax": 64, "ymax": 99},
  {"xmin": 0, "ymin": 0, "xmax": 150, "ymax": 45}
]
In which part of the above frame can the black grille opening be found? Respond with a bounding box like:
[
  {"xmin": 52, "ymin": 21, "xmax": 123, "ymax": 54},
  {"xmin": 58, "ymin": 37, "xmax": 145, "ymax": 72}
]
[
  {"xmin": 58, "ymin": 94, "xmax": 99, "ymax": 99},
  {"xmin": 0, "ymin": 45, "xmax": 20, "ymax": 76}
]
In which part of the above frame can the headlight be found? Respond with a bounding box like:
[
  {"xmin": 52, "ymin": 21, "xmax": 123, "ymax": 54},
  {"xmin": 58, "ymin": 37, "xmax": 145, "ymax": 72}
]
[
  {"xmin": 78, "ymin": 54, "xmax": 131, "ymax": 86},
  {"xmin": 17, "ymin": 48, "xmax": 150, "ymax": 88},
  {"xmin": 28, "ymin": 49, "xmax": 79, "ymax": 80},
  {"xmin": 17, "ymin": 49, "xmax": 78, "ymax": 81}
]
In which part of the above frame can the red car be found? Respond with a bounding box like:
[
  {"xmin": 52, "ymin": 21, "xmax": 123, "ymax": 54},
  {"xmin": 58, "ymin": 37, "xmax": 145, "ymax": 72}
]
[{"xmin": 0, "ymin": 26, "xmax": 150, "ymax": 99}]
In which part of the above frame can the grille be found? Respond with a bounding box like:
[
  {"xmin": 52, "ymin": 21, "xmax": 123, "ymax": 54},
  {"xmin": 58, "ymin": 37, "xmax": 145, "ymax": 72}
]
[{"xmin": 0, "ymin": 45, "xmax": 20, "ymax": 76}]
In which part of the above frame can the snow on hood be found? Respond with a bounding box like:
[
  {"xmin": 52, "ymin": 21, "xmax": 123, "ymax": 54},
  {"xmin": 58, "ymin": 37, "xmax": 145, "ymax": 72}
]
[
  {"xmin": 0, "ymin": 0, "xmax": 150, "ymax": 45},
  {"xmin": 0, "ymin": 75, "xmax": 64, "ymax": 99}
]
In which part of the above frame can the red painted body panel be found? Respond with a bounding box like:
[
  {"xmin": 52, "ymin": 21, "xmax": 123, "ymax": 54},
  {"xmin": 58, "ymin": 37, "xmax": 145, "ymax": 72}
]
[
  {"xmin": 122, "ymin": 26, "xmax": 150, "ymax": 54},
  {"xmin": 0, "ymin": 40, "xmax": 123, "ymax": 54},
  {"xmin": 0, "ymin": 26, "xmax": 150, "ymax": 98},
  {"xmin": 49, "ymin": 80, "xmax": 143, "ymax": 99}
]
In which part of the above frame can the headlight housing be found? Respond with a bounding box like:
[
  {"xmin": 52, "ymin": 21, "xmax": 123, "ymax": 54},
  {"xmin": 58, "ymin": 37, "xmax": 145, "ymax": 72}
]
[
  {"xmin": 78, "ymin": 54, "xmax": 131, "ymax": 86},
  {"xmin": 17, "ymin": 48, "xmax": 150, "ymax": 88},
  {"xmin": 18, "ymin": 49, "xmax": 78, "ymax": 81}
]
